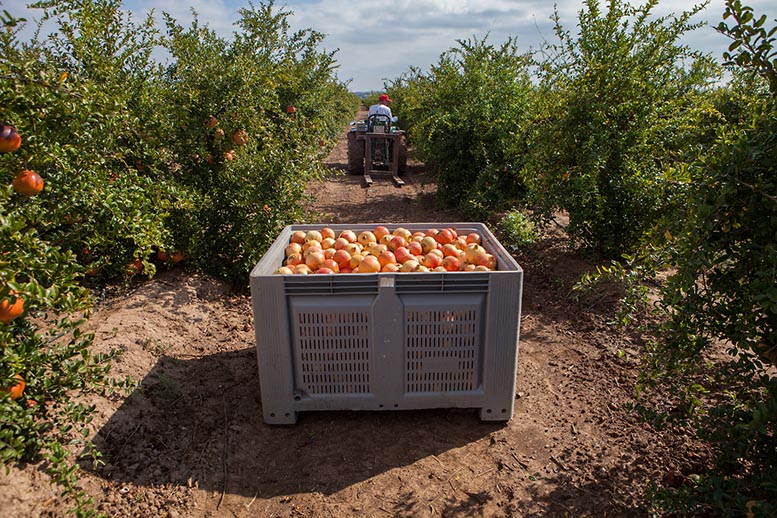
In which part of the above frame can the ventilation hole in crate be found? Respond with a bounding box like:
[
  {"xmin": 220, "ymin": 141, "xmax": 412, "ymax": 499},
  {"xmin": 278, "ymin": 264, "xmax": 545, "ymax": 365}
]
[
  {"xmin": 405, "ymin": 307, "xmax": 480, "ymax": 393},
  {"xmin": 296, "ymin": 310, "xmax": 371, "ymax": 395}
]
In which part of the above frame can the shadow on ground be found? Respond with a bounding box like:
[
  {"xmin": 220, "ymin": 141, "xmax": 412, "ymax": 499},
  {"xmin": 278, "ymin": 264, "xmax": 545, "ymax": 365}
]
[{"xmin": 91, "ymin": 348, "xmax": 500, "ymax": 499}]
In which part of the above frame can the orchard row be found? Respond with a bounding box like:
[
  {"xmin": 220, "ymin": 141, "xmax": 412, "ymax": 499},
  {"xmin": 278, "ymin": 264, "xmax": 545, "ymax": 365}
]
[{"xmin": 0, "ymin": 2, "xmax": 358, "ymax": 507}]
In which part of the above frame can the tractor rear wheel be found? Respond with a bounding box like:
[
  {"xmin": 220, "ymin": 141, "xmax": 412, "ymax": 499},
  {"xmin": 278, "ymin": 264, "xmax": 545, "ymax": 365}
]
[
  {"xmin": 397, "ymin": 135, "xmax": 408, "ymax": 176},
  {"xmin": 347, "ymin": 131, "xmax": 365, "ymax": 175}
]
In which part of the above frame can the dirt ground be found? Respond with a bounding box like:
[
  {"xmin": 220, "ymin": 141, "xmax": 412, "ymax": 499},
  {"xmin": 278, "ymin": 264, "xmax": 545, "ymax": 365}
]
[{"xmin": 0, "ymin": 112, "xmax": 705, "ymax": 517}]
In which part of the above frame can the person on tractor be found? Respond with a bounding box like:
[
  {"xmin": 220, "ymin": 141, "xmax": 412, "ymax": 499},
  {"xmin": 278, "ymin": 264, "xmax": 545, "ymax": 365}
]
[
  {"xmin": 368, "ymin": 93, "xmax": 393, "ymax": 119},
  {"xmin": 347, "ymin": 92, "xmax": 407, "ymax": 178}
]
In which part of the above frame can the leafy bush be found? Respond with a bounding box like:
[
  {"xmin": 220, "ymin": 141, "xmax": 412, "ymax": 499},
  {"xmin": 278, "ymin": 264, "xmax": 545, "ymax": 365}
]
[
  {"xmin": 1, "ymin": 0, "xmax": 182, "ymax": 281},
  {"xmin": 3, "ymin": 0, "xmax": 356, "ymax": 285},
  {"xmin": 0, "ymin": 3, "xmax": 163, "ymax": 512},
  {"xmin": 645, "ymin": 14, "xmax": 776, "ymax": 512},
  {"xmin": 579, "ymin": 3, "xmax": 777, "ymax": 515},
  {"xmin": 496, "ymin": 209, "xmax": 538, "ymax": 249},
  {"xmin": 527, "ymin": 0, "xmax": 718, "ymax": 258},
  {"xmin": 388, "ymin": 36, "xmax": 535, "ymax": 219},
  {"xmin": 0, "ymin": 90, "xmax": 127, "ymax": 518},
  {"xmin": 160, "ymin": 1, "xmax": 358, "ymax": 281},
  {"xmin": 1, "ymin": 1, "xmax": 356, "ymax": 514}
]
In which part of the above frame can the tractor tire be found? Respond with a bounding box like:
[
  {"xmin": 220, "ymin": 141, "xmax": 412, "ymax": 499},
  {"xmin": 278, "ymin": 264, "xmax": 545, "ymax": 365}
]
[
  {"xmin": 347, "ymin": 131, "xmax": 365, "ymax": 175},
  {"xmin": 397, "ymin": 135, "xmax": 408, "ymax": 176}
]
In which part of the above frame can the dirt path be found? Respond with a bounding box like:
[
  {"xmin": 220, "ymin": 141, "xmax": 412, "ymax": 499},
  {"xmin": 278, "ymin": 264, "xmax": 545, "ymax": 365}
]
[{"xmin": 1, "ymin": 113, "xmax": 701, "ymax": 517}]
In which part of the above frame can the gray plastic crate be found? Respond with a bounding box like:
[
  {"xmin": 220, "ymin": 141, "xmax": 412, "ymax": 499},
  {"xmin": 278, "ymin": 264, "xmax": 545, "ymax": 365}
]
[{"xmin": 249, "ymin": 222, "xmax": 523, "ymax": 424}]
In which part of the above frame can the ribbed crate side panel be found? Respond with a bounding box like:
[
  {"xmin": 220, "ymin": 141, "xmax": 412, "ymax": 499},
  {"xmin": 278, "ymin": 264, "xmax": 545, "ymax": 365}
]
[
  {"xmin": 289, "ymin": 295, "xmax": 374, "ymax": 396},
  {"xmin": 480, "ymin": 270, "xmax": 523, "ymax": 420},
  {"xmin": 250, "ymin": 274, "xmax": 298, "ymax": 423},
  {"xmin": 402, "ymin": 293, "xmax": 485, "ymax": 395}
]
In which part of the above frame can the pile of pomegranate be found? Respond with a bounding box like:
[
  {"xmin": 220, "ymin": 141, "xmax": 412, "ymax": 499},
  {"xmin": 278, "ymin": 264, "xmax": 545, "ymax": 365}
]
[{"xmin": 274, "ymin": 226, "xmax": 498, "ymax": 274}]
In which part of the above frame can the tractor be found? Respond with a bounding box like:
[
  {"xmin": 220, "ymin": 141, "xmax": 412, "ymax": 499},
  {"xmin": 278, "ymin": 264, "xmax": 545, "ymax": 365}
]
[{"xmin": 346, "ymin": 113, "xmax": 408, "ymax": 186}]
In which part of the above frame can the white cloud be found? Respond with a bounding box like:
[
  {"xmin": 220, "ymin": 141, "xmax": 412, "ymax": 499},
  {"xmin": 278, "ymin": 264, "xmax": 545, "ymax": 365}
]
[
  {"xmin": 281, "ymin": 0, "xmax": 777, "ymax": 90},
  {"xmin": 6, "ymin": 0, "xmax": 777, "ymax": 91},
  {"xmin": 283, "ymin": 0, "xmax": 571, "ymax": 89},
  {"xmin": 126, "ymin": 0, "xmax": 235, "ymax": 37}
]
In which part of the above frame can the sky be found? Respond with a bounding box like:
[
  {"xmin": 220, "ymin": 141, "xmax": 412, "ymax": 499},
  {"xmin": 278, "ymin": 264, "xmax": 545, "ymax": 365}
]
[{"xmin": 7, "ymin": 0, "xmax": 777, "ymax": 92}]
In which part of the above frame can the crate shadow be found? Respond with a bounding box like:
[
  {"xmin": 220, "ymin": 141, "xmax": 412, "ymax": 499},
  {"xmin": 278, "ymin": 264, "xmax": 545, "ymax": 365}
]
[{"xmin": 90, "ymin": 347, "xmax": 501, "ymax": 498}]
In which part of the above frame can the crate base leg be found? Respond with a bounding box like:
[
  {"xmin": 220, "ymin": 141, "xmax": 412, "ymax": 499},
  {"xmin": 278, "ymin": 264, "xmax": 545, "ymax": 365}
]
[
  {"xmin": 263, "ymin": 409, "xmax": 299, "ymax": 425},
  {"xmin": 479, "ymin": 407, "xmax": 512, "ymax": 422}
]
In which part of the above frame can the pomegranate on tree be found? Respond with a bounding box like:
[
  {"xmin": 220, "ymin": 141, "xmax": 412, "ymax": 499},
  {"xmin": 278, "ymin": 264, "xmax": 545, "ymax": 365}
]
[
  {"xmin": 232, "ymin": 129, "xmax": 248, "ymax": 146},
  {"xmin": 12, "ymin": 170, "xmax": 44, "ymax": 196},
  {"xmin": 0, "ymin": 125, "xmax": 22, "ymax": 153},
  {"xmin": 0, "ymin": 292, "xmax": 25, "ymax": 323},
  {"xmin": 3, "ymin": 374, "xmax": 25, "ymax": 399}
]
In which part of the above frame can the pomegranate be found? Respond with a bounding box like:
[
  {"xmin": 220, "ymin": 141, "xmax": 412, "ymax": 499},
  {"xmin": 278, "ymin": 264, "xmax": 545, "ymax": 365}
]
[
  {"xmin": 12, "ymin": 170, "xmax": 44, "ymax": 196},
  {"xmin": 0, "ymin": 125, "xmax": 22, "ymax": 153}
]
